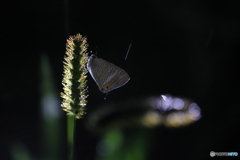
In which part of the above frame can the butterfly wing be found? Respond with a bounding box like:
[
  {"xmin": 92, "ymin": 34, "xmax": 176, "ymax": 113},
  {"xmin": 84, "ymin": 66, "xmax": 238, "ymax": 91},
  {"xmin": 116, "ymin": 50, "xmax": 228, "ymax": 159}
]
[{"xmin": 87, "ymin": 55, "xmax": 130, "ymax": 93}]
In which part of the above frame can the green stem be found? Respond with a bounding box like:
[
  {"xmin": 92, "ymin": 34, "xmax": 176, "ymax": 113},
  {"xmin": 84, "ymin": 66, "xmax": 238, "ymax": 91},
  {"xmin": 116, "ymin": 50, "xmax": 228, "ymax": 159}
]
[{"xmin": 67, "ymin": 115, "xmax": 76, "ymax": 160}]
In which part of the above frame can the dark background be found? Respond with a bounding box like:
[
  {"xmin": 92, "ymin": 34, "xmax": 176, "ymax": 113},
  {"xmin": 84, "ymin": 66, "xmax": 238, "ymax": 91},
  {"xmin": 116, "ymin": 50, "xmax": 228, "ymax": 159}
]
[{"xmin": 1, "ymin": 0, "xmax": 240, "ymax": 160}]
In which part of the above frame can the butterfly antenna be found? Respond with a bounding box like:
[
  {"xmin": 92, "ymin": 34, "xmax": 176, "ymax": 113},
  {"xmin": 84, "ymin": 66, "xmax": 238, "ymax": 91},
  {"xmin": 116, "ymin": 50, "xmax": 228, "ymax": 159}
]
[
  {"xmin": 96, "ymin": 46, "xmax": 98, "ymax": 56},
  {"xmin": 125, "ymin": 41, "xmax": 132, "ymax": 60},
  {"xmin": 205, "ymin": 30, "xmax": 213, "ymax": 47}
]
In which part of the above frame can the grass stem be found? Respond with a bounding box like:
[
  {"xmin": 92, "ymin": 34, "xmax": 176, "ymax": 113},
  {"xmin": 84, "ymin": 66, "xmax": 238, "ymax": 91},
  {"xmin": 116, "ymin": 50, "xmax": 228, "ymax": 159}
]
[{"xmin": 67, "ymin": 116, "xmax": 76, "ymax": 160}]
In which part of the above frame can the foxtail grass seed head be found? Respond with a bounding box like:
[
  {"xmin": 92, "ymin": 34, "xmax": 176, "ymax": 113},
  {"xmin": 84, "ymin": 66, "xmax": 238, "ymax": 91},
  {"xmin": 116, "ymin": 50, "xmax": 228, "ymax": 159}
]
[{"xmin": 61, "ymin": 34, "xmax": 89, "ymax": 119}]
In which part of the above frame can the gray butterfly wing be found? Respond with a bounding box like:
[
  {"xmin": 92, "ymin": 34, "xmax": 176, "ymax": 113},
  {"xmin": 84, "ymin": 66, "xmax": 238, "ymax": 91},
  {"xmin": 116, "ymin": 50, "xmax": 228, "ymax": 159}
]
[{"xmin": 87, "ymin": 55, "xmax": 130, "ymax": 93}]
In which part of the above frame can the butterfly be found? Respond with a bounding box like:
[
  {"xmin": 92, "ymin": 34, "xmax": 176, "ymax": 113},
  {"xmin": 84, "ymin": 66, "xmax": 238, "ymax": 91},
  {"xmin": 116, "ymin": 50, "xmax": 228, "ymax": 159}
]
[{"xmin": 87, "ymin": 55, "xmax": 130, "ymax": 93}]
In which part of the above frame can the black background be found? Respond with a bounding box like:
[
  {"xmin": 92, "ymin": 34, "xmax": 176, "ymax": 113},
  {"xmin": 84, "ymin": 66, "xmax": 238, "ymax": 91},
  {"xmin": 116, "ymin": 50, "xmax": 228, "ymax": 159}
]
[{"xmin": 1, "ymin": 0, "xmax": 240, "ymax": 159}]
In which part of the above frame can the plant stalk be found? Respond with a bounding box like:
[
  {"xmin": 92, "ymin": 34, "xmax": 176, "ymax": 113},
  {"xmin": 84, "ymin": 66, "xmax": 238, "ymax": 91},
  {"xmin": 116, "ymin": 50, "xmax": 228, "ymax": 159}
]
[{"xmin": 67, "ymin": 116, "xmax": 76, "ymax": 160}]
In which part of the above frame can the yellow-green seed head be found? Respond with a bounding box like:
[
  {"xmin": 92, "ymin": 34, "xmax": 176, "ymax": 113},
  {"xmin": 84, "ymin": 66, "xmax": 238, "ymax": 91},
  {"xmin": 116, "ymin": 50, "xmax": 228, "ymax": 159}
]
[{"xmin": 61, "ymin": 34, "xmax": 89, "ymax": 119}]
